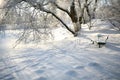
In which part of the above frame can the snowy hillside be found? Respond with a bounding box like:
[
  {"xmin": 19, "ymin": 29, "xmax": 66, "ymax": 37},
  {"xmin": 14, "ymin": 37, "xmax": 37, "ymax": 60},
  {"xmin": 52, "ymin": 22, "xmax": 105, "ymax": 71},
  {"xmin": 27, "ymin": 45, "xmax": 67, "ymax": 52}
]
[{"xmin": 0, "ymin": 19, "xmax": 120, "ymax": 80}]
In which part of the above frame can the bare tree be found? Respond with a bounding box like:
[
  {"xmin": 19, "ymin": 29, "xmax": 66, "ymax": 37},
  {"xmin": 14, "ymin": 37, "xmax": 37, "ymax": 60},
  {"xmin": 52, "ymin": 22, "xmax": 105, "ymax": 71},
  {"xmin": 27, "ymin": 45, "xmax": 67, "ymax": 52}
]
[{"xmin": 0, "ymin": 0, "xmax": 99, "ymax": 36}]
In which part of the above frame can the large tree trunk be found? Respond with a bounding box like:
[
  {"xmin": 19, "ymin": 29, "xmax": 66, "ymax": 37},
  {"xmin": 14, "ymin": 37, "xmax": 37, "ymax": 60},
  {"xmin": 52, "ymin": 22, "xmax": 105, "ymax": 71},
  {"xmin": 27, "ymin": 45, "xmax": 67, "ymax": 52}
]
[
  {"xmin": 72, "ymin": 22, "xmax": 81, "ymax": 32},
  {"xmin": 70, "ymin": 0, "xmax": 81, "ymax": 32},
  {"xmin": 53, "ymin": 0, "xmax": 81, "ymax": 34}
]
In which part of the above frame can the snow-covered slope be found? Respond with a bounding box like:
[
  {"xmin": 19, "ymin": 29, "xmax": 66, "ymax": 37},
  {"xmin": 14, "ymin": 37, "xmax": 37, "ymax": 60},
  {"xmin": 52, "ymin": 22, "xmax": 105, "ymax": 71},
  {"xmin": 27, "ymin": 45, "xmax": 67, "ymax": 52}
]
[{"xmin": 0, "ymin": 19, "xmax": 120, "ymax": 80}]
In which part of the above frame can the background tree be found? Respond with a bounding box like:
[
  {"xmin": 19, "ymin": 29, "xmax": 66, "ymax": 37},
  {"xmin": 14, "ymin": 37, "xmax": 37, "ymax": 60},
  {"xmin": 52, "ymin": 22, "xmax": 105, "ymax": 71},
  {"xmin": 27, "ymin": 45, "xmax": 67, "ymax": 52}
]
[{"xmin": 95, "ymin": 0, "xmax": 120, "ymax": 30}]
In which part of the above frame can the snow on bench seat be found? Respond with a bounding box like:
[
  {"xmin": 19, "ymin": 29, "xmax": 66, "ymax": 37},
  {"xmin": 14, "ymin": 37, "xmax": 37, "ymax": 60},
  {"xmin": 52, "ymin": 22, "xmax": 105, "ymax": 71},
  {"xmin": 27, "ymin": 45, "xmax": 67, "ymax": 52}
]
[{"xmin": 89, "ymin": 34, "xmax": 109, "ymax": 48}]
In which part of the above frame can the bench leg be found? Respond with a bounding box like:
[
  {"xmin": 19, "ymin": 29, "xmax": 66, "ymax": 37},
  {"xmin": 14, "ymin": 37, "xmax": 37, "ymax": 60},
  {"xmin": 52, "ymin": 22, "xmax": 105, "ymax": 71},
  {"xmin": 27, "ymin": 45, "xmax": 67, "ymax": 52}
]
[{"xmin": 98, "ymin": 44, "xmax": 102, "ymax": 48}]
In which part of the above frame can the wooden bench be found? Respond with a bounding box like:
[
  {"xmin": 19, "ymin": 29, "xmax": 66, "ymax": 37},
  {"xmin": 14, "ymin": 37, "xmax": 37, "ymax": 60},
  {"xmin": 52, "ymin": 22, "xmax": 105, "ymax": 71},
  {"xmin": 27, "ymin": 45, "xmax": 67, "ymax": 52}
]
[{"xmin": 90, "ymin": 34, "xmax": 109, "ymax": 48}]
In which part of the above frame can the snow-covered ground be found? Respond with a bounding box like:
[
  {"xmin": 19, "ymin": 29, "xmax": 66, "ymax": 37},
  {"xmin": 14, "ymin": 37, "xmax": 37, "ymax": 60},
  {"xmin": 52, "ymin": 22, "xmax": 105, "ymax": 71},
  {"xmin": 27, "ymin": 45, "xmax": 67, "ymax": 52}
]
[{"xmin": 0, "ymin": 19, "xmax": 120, "ymax": 80}]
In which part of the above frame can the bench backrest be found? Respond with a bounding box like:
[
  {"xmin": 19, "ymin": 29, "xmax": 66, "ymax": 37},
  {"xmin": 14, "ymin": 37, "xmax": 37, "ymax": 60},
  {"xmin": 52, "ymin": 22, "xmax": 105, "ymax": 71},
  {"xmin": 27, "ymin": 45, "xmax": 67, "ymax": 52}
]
[{"xmin": 97, "ymin": 34, "xmax": 109, "ymax": 43}]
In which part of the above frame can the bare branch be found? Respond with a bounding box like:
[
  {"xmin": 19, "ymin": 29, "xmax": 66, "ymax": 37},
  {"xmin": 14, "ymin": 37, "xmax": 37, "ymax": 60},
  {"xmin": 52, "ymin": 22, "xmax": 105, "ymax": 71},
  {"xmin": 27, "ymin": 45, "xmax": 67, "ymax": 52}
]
[
  {"xmin": 23, "ymin": 1, "xmax": 76, "ymax": 35},
  {"xmin": 78, "ymin": 0, "xmax": 81, "ymax": 9},
  {"xmin": 41, "ymin": 8, "xmax": 76, "ymax": 35},
  {"xmin": 52, "ymin": 2, "xmax": 70, "ymax": 16}
]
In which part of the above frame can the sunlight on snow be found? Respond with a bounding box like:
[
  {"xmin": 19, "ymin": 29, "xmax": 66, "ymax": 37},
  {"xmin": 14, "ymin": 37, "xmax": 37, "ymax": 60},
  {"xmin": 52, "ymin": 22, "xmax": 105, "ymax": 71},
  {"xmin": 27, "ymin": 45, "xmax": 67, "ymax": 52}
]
[{"xmin": 52, "ymin": 27, "xmax": 73, "ymax": 41}]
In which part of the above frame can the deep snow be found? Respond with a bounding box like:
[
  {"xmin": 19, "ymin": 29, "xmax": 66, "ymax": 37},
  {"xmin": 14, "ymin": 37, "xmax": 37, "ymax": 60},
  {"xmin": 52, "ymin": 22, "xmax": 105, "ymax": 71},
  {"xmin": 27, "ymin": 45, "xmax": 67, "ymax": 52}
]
[{"xmin": 0, "ymin": 19, "xmax": 120, "ymax": 80}]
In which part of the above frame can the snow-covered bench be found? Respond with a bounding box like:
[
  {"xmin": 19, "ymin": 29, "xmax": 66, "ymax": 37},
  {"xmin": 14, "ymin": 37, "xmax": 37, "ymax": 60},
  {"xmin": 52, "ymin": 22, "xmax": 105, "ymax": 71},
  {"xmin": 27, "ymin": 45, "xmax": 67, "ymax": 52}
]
[{"xmin": 90, "ymin": 34, "xmax": 109, "ymax": 48}]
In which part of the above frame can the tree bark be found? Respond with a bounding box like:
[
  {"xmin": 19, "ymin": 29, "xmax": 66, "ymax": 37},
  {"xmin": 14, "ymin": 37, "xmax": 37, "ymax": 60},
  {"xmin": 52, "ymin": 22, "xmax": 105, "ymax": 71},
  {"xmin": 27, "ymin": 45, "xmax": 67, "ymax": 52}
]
[{"xmin": 69, "ymin": 0, "xmax": 81, "ymax": 32}]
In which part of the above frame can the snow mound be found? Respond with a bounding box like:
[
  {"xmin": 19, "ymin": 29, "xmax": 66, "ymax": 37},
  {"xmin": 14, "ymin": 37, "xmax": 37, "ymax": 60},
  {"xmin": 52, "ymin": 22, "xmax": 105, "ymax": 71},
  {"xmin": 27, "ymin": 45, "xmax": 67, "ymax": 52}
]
[{"xmin": 52, "ymin": 27, "xmax": 73, "ymax": 41}]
